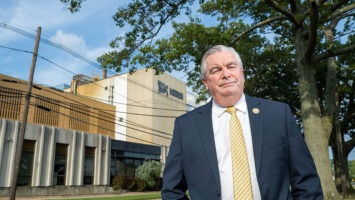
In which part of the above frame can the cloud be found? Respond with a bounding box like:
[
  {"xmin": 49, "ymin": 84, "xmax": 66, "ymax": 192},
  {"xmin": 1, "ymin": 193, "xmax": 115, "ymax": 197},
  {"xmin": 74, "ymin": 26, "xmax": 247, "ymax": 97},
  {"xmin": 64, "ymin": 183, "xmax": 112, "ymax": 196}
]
[
  {"xmin": 0, "ymin": 0, "xmax": 92, "ymax": 43},
  {"xmin": 32, "ymin": 30, "xmax": 113, "ymax": 86},
  {"xmin": 50, "ymin": 30, "xmax": 88, "ymax": 54},
  {"xmin": 0, "ymin": 0, "xmax": 137, "ymax": 86},
  {"xmin": 49, "ymin": 29, "xmax": 113, "ymax": 64}
]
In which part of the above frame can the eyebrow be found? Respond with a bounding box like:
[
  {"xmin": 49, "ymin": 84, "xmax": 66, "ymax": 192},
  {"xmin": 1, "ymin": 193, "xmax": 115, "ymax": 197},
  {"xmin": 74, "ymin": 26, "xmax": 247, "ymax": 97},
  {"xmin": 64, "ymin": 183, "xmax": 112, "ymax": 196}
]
[{"xmin": 226, "ymin": 61, "xmax": 238, "ymax": 67}]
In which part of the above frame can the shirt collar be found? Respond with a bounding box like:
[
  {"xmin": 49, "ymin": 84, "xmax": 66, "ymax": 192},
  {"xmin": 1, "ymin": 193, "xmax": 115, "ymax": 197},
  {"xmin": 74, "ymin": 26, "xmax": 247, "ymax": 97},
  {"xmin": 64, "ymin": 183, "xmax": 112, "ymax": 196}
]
[{"xmin": 212, "ymin": 93, "xmax": 247, "ymax": 118}]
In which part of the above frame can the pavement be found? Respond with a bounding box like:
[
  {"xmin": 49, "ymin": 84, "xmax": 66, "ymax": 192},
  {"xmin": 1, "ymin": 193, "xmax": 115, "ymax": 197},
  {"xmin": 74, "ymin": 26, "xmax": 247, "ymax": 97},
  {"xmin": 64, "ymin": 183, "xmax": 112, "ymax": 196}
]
[{"xmin": 0, "ymin": 191, "xmax": 162, "ymax": 200}]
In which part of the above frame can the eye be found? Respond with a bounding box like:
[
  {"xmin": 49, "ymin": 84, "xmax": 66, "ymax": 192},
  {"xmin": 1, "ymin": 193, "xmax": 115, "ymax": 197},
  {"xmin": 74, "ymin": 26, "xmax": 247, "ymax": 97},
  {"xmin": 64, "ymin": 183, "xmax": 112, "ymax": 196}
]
[{"xmin": 210, "ymin": 67, "xmax": 221, "ymax": 74}]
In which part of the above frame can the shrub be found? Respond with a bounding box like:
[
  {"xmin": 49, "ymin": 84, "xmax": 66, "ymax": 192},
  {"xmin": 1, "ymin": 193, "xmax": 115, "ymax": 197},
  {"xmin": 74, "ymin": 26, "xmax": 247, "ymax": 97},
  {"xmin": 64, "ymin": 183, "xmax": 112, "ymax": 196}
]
[
  {"xmin": 112, "ymin": 175, "xmax": 134, "ymax": 191},
  {"xmin": 154, "ymin": 177, "xmax": 163, "ymax": 190},
  {"xmin": 128, "ymin": 178, "xmax": 147, "ymax": 192},
  {"xmin": 135, "ymin": 159, "xmax": 163, "ymax": 189}
]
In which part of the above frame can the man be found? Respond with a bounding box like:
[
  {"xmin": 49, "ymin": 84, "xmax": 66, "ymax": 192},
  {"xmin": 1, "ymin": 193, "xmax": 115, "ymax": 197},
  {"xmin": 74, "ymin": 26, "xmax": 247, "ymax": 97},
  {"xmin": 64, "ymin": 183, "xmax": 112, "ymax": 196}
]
[{"xmin": 161, "ymin": 45, "xmax": 323, "ymax": 199}]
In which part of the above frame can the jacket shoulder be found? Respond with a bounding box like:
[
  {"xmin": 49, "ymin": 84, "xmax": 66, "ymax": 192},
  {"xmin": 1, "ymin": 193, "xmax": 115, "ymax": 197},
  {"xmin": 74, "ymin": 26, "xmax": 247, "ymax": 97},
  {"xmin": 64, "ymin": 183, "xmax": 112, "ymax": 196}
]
[
  {"xmin": 177, "ymin": 101, "xmax": 211, "ymax": 120},
  {"xmin": 246, "ymin": 95, "xmax": 288, "ymax": 107}
]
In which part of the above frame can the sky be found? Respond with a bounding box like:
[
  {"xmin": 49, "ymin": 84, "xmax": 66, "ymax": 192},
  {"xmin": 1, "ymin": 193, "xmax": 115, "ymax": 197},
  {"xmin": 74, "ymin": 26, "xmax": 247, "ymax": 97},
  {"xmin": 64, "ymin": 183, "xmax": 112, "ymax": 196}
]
[
  {"xmin": 0, "ymin": 0, "xmax": 194, "ymax": 87},
  {"xmin": 0, "ymin": 0, "xmax": 125, "ymax": 87}
]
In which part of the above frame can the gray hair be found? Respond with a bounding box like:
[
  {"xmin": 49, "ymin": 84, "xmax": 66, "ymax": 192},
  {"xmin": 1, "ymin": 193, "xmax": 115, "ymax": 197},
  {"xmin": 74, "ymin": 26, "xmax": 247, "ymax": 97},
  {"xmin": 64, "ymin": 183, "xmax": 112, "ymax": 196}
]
[{"xmin": 200, "ymin": 45, "xmax": 243, "ymax": 79}]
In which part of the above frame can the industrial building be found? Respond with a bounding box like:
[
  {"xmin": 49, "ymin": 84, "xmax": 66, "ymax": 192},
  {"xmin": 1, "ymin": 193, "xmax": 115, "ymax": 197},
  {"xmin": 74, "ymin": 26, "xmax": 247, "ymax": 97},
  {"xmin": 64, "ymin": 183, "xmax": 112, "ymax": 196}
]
[
  {"xmin": 0, "ymin": 71, "xmax": 174, "ymax": 197},
  {"xmin": 68, "ymin": 68, "xmax": 188, "ymax": 148}
]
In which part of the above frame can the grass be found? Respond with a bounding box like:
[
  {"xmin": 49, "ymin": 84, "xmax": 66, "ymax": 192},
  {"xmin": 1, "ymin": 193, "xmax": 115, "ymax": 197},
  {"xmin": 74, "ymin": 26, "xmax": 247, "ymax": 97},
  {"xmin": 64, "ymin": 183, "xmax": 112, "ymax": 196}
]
[{"xmin": 59, "ymin": 193, "xmax": 161, "ymax": 200}]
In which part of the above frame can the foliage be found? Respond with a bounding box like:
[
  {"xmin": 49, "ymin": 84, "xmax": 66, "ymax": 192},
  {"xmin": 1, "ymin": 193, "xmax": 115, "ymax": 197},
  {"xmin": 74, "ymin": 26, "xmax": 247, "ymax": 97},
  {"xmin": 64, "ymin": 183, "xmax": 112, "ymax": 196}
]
[
  {"xmin": 59, "ymin": 0, "xmax": 84, "ymax": 13},
  {"xmin": 128, "ymin": 177, "xmax": 147, "ymax": 192},
  {"xmin": 112, "ymin": 161, "xmax": 162, "ymax": 192},
  {"xmin": 349, "ymin": 160, "xmax": 355, "ymax": 181},
  {"xmin": 135, "ymin": 160, "xmax": 163, "ymax": 189},
  {"xmin": 112, "ymin": 175, "xmax": 133, "ymax": 191}
]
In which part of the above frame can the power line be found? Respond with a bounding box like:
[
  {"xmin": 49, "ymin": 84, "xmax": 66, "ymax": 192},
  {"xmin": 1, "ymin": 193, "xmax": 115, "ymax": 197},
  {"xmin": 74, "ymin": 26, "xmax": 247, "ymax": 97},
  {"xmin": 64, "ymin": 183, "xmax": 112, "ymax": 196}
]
[
  {"xmin": 0, "ymin": 22, "xmax": 106, "ymax": 72},
  {"xmin": 29, "ymin": 102, "xmax": 164, "ymax": 146},
  {"xmin": 0, "ymin": 88, "xmax": 174, "ymax": 137},
  {"xmin": 0, "ymin": 98, "xmax": 170, "ymax": 145},
  {"xmin": 0, "ymin": 45, "xmax": 33, "ymax": 54},
  {"xmin": 0, "ymin": 44, "xmax": 189, "ymax": 108},
  {"xmin": 76, "ymin": 94, "xmax": 188, "ymax": 112},
  {"xmin": 29, "ymin": 93, "xmax": 173, "ymax": 138},
  {"xmin": 35, "ymin": 85, "xmax": 181, "ymax": 119},
  {"xmin": 0, "ymin": 45, "xmax": 191, "ymax": 113},
  {"xmin": 0, "ymin": 23, "xmax": 196, "ymax": 109}
]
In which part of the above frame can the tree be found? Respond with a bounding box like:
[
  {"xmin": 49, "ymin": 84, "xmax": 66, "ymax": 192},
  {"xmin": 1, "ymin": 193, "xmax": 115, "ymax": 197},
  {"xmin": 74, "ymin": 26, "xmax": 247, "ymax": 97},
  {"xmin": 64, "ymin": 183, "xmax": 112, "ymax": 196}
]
[
  {"xmin": 61, "ymin": 0, "xmax": 355, "ymax": 199},
  {"xmin": 329, "ymin": 34, "xmax": 355, "ymax": 194}
]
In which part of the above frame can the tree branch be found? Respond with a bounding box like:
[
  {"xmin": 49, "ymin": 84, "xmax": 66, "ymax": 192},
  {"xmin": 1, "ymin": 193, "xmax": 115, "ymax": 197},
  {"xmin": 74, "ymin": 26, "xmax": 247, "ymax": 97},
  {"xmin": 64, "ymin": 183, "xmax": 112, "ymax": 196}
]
[
  {"xmin": 289, "ymin": 0, "xmax": 298, "ymax": 13},
  {"xmin": 314, "ymin": 43, "xmax": 355, "ymax": 63},
  {"xmin": 341, "ymin": 84, "xmax": 354, "ymax": 135},
  {"xmin": 305, "ymin": 0, "xmax": 319, "ymax": 61},
  {"xmin": 327, "ymin": 3, "xmax": 355, "ymax": 23},
  {"xmin": 229, "ymin": 15, "xmax": 287, "ymax": 45},
  {"xmin": 331, "ymin": 0, "xmax": 351, "ymax": 12},
  {"xmin": 265, "ymin": 0, "xmax": 299, "ymax": 25}
]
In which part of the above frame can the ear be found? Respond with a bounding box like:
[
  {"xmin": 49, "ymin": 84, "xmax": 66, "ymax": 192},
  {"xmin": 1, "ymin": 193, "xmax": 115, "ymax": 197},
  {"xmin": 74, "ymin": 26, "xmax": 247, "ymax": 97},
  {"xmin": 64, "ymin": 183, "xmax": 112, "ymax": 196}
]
[{"xmin": 202, "ymin": 78, "xmax": 208, "ymax": 89}]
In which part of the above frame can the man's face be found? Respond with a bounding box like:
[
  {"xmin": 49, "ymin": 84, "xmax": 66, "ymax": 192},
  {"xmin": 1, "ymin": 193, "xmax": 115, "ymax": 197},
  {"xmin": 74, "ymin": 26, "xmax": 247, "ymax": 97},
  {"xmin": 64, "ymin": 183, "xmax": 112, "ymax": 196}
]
[{"xmin": 202, "ymin": 50, "xmax": 245, "ymax": 105}]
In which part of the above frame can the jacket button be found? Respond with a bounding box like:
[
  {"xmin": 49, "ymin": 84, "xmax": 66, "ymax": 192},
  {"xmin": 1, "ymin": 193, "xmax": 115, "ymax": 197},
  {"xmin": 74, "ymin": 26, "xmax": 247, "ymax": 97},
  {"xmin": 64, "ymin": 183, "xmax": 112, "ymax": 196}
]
[{"xmin": 216, "ymin": 190, "xmax": 221, "ymax": 197}]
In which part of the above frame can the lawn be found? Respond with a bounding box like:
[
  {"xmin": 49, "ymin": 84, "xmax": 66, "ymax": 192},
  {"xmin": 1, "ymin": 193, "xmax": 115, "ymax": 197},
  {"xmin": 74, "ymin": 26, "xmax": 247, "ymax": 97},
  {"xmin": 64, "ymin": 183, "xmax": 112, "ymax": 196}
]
[{"xmin": 60, "ymin": 193, "xmax": 161, "ymax": 200}]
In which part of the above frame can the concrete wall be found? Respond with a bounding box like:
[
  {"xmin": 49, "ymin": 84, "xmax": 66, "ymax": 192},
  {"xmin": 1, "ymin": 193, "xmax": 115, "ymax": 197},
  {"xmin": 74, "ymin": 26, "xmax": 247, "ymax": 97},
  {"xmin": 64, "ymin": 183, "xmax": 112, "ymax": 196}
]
[{"xmin": 0, "ymin": 119, "xmax": 110, "ymax": 189}]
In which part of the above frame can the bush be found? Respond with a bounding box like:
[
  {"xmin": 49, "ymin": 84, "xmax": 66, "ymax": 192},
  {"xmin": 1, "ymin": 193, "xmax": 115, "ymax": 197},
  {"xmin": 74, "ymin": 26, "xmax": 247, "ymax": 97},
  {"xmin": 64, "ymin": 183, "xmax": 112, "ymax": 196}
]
[
  {"xmin": 135, "ymin": 160, "xmax": 163, "ymax": 189},
  {"xmin": 112, "ymin": 175, "xmax": 134, "ymax": 191},
  {"xmin": 128, "ymin": 178, "xmax": 147, "ymax": 192},
  {"xmin": 154, "ymin": 177, "xmax": 163, "ymax": 190}
]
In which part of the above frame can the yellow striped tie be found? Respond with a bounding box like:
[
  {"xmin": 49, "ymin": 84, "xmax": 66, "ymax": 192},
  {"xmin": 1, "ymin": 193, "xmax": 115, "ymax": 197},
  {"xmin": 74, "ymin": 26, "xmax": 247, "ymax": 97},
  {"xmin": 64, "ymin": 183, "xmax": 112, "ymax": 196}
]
[{"xmin": 226, "ymin": 107, "xmax": 253, "ymax": 200}]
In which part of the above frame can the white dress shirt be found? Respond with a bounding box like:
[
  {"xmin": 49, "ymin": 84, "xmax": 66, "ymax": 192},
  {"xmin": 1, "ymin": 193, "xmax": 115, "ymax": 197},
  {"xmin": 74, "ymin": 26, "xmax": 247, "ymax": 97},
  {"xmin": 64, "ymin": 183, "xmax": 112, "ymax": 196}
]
[{"xmin": 212, "ymin": 94, "xmax": 261, "ymax": 200}]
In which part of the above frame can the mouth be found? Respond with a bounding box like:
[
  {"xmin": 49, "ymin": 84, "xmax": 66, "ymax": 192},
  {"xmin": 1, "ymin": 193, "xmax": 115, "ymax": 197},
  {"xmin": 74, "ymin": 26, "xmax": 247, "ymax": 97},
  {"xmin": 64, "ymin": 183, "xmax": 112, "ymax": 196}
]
[{"xmin": 219, "ymin": 81, "xmax": 236, "ymax": 87}]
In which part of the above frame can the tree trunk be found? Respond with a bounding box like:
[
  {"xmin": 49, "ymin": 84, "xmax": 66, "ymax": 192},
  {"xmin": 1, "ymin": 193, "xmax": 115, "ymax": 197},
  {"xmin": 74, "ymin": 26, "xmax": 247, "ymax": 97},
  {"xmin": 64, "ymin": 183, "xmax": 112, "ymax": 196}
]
[
  {"xmin": 294, "ymin": 31, "xmax": 341, "ymax": 200},
  {"xmin": 335, "ymin": 112, "xmax": 348, "ymax": 198},
  {"xmin": 301, "ymin": 106, "xmax": 340, "ymax": 200},
  {"xmin": 332, "ymin": 144, "xmax": 342, "ymax": 190},
  {"xmin": 331, "ymin": 108, "xmax": 355, "ymax": 196}
]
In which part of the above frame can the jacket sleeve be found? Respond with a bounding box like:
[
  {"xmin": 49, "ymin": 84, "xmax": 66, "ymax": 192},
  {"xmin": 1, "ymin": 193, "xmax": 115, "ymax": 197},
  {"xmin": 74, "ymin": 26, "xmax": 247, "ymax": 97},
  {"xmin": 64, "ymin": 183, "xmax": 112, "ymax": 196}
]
[
  {"xmin": 286, "ymin": 104, "xmax": 323, "ymax": 199},
  {"xmin": 161, "ymin": 119, "xmax": 190, "ymax": 200}
]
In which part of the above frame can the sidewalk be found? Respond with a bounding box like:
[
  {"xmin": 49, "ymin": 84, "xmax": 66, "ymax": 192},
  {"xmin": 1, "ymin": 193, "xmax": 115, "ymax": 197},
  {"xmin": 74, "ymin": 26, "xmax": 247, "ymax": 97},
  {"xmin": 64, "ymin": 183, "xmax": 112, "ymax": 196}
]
[{"xmin": 1, "ymin": 191, "xmax": 161, "ymax": 200}]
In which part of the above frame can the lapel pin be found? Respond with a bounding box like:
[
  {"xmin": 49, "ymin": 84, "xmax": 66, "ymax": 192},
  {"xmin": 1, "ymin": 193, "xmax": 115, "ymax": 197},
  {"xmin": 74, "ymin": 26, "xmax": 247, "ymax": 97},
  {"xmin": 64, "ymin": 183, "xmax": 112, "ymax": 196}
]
[{"xmin": 252, "ymin": 108, "xmax": 260, "ymax": 114}]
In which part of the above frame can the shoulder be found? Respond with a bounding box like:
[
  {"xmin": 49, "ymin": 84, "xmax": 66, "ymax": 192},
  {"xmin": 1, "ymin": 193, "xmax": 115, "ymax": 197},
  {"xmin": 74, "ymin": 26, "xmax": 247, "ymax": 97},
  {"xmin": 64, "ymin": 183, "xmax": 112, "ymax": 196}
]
[
  {"xmin": 246, "ymin": 95, "xmax": 288, "ymax": 107},
  {"xmin": 177, "ymin": 101, "xmax": 212, "ymax": 120},
  {"xmin": 245, "ymin": 95, "xmax": 292, "ymax": 115}
]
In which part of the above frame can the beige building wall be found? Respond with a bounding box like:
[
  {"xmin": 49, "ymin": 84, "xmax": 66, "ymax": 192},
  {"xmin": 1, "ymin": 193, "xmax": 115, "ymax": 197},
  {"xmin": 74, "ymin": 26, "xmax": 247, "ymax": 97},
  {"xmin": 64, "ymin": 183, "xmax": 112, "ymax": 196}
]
[
  {"xmin": 71, "ymin": 75, "xmax": 128, "ymax": 141},
  {"xmin": 126, "ymin": 69, "xmax": 187, "ymax": 147},
  {"xmin": 68, "ymin": 69, "xmax": 187, "ymax": 148},
  {"xmin": 0, "ymin": 74, "xmax": 116, "ymax": 138}
]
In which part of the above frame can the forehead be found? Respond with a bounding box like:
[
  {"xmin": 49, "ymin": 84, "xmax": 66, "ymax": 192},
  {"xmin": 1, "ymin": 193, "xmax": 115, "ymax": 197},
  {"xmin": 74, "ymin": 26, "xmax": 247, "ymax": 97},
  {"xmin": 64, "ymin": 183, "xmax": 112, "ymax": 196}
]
[{"xmin": 205, "ymin": 50, "xmax": 236, "ymax": 65}]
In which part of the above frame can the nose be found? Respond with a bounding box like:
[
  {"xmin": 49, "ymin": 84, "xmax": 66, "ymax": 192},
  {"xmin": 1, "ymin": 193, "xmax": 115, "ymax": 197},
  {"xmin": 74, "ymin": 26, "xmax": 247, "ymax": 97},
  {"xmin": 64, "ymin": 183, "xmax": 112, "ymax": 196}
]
[{"xmin": 221, "ymin": 67, "xmax": 231, "ymax": 78}]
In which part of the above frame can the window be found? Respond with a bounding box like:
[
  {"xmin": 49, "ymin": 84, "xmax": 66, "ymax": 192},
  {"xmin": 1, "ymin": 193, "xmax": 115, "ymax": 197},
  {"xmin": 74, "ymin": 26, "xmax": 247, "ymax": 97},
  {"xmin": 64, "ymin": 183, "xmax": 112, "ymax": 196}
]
[
  {"xmin": 17, "ymin": 140, "xmax": 35, "ymax": 186},
  {"xmin": 83, "ymin": 147, "xmax": 95, "ymax": 185},
  {"xmin": 125, "ymin": 159, "xmax": 135, "ymax": 177},
  {"xmin": 53, "ymin": 143, "xmax": 68, "ymax": 186}
]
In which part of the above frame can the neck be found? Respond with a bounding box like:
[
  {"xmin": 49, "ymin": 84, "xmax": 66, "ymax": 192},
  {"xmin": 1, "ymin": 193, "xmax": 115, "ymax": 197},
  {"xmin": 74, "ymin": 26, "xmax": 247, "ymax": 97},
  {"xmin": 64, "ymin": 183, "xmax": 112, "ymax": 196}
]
[{"xmin": 213, "ymin": 94, "xmax": 242, "ymax": 107}]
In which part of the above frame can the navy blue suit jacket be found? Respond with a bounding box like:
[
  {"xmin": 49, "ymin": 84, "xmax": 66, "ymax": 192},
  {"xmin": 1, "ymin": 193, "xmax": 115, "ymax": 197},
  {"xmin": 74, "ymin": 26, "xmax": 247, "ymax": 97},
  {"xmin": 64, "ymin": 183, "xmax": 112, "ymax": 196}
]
[{"xmin": 161, "ymin": 95, "xmax": 323, "ymax": 200}]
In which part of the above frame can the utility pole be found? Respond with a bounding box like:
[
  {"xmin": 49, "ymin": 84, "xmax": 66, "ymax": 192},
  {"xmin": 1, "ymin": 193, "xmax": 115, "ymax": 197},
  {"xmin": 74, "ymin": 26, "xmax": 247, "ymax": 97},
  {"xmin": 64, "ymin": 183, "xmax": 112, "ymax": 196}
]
[{"xmin": 9, "ymin": 26, "xmax": 41, "ymax": 200}]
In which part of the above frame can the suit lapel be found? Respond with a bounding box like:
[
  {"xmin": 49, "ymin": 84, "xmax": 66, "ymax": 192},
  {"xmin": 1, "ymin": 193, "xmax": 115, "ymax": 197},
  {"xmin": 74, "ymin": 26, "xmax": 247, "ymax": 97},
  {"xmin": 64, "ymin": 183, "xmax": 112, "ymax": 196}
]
[
  {"xmin": 246, "ymin": 95, "xmax": 263, "ymax": 176},
  {"xmin": 195, "ymin": 101, "xmax": 221, "ymax": 187}
]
